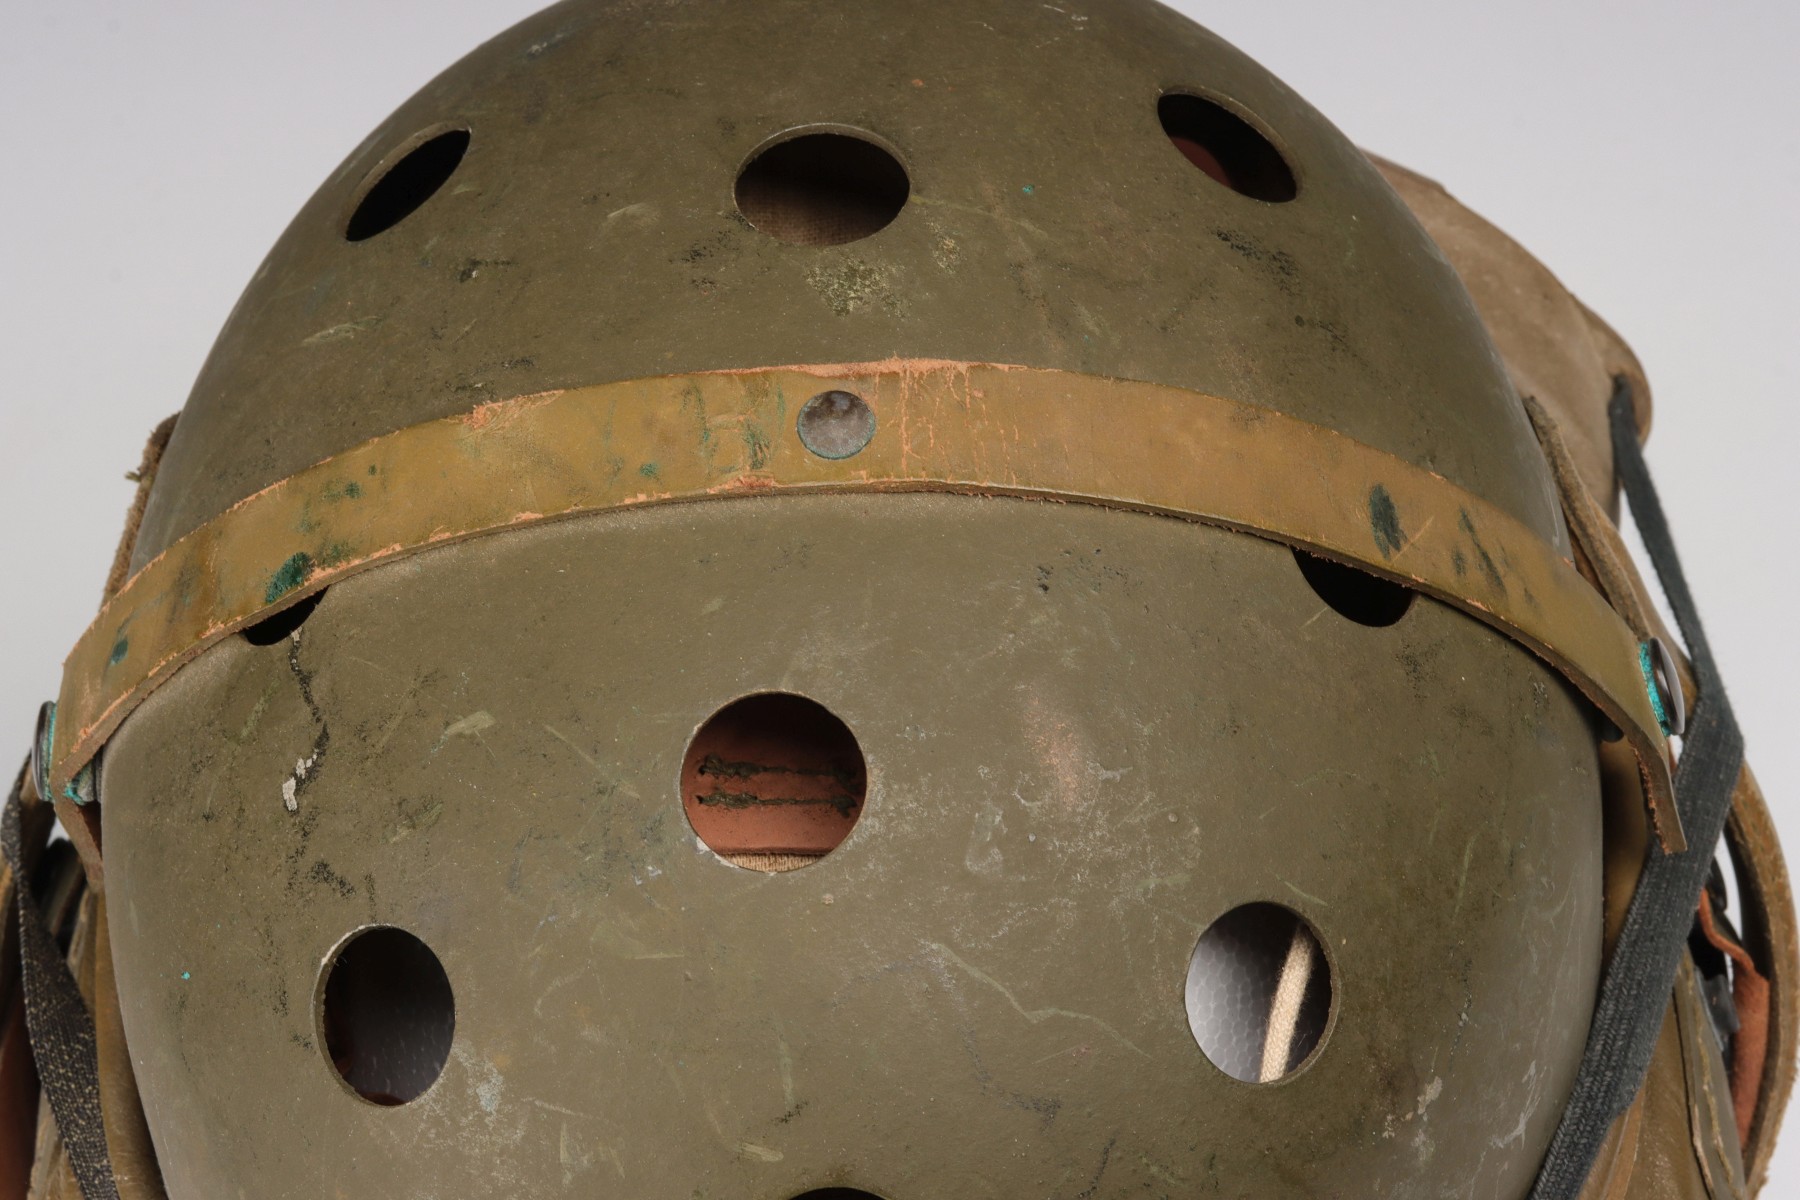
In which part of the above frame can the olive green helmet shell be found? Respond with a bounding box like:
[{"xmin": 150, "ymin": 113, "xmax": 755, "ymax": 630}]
[
  {"xmin": 100, "ymin": 0, "xmax": 1605, "ymax": 1195},
  {"xmin": 131, "ymin": 0, "xmax": 1563, "ymax": 570},
  {"xmin": 107, "ymin": 497, "xmax": 1602, "ymax": 1197}
]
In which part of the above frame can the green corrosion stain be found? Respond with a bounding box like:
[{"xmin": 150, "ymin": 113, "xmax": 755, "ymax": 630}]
[
  {"xmin": 1639, "ymin": 642, "xmax": 1672, "ymax": 734},
  {"xmin": 680, "ymin": 383, "xmax": 712, "ymax": 449},
  {"xmin": 639, "ymin": 462, "xmax": 661, "ymax": 480},
  {"xmin": 317, "ymin": 541, "xmax": 355, "ymax": 569},
  {"xmin": 743, "ymin": 421, "xmax": 771, "ymax": 470},
  {"xmin": 108, "ymin": 636, "xmax": 129, "ymax": 666},
  {"xmin": 1456, "ymin": 509, "xmax": 1506, "ymax": 594},
  {"xmin": 1369, "ymin": 485, "xmax": 1404, "ymax": 559},
  {"xmin": 265, "ymin": 552, "xmax": 314, "ymax": 605}
]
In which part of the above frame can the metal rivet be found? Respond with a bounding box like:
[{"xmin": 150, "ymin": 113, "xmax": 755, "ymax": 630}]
[
  {"xmin": 68, "ymin": 757, "xmax": 99, "ymax": 807},
  {"xmin": 1649, "ymin": 637, "xmax": 1687, "ymax": 738},
  {"xmin": 797, "ymin": 390, "xmax": 877, "ymax": 460},
  {"xmin": 29, "ymin": 702, "xmax": 54, "ymax": 803}
]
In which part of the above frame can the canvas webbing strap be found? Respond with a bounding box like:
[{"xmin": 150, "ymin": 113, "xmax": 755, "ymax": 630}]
[
  {"xmin": 1528, "ymin": 379, "xmax": 1746, "ymax": 1198},
  {"xmin": 1, "ymin": 770, "xmax": 118, "ymax": 1199}
]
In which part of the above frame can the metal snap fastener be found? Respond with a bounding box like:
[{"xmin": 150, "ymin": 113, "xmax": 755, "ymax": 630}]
[{"xmin": 29, "ymin": 701, "xmax": 54, "ymax": 803}]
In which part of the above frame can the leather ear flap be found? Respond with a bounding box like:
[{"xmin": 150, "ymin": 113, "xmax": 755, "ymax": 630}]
[
  {"xmin": 1722, "ymin": 766, "xmax": 1800, "ymax": 1189},
  {"xmin": 92, "ymin": 897, "xmax": 167, "ymax": 1199},
  {"xmin": 104, "ymin": 415, "xmax": 179, "ymax": 606}
]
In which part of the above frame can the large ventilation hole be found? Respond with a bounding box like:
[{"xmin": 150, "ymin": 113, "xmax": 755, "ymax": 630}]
[
  {"xmin": 790, "ymin": 1191, "xmax": 888, "ymax": 1200},
  {"xmin": 1293, "ymin": 549, "xmax": 1414, "ymax": 627},
  {"xmin": 320, "ymin": 926, "xmax": 455, "ymax": 1105},
  {"xmin": 735, "ymin": 131, "xmax": 910, "ymax": 246},
  {"xmin": 1158, "ymin": 93, "xmax": 1297, "ymax": 203},
  {"xmin": 241, "ymin": 588, "xmax": 327, "ymax": 646},
  {"xmin": 1186, "ymin": 902, "xmax": 1332, "ymax": 1083},
  {"xmin": 344, "ymin": 129, "xmax": 470, "ymax": 242},
  {"xmin": 682, "ymin": 693, "xmax": 868, "ymax": 872}
]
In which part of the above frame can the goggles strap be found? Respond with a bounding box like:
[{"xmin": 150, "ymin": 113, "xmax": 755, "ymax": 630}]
[{"xmin": 1, "ymin": 765, "xmax": 118, "ymax": 1199}]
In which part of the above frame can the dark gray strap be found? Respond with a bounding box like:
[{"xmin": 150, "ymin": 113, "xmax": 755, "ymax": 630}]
[
  {"xmin": 1528, "ymin": 379, "xmax": 1745, "ymax": 1197},
  {"xmin": 2, "ymin": 769, "xmax": 119, "ymax": 1199}
]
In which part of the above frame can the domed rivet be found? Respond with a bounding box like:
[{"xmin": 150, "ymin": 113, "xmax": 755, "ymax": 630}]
[
  {"xmin": 797, "ymin": 390, "xmax": 876, "ymax": 460},
  {"xmin": 1648, "ymin": 637, "xmax": 1687, "ymax": 738},
  {"xmin": 29, "ymin": 701, "xmax": 54, "ymax": 803}
]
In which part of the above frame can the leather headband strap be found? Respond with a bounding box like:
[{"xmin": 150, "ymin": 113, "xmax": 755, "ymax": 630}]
[{"xmin": 48, "ymin": 361, "xmax": 1680, "ymax": 849}]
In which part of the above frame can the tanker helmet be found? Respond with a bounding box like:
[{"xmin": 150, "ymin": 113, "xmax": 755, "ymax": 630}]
[{"xmin": 8, "ymin": 1, "xmax": 1793, "ymax": 1198}]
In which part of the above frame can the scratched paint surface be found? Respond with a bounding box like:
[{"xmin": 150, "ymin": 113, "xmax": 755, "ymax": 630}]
[
  {"xmin": 54, "ymin": 362, "xmax": 1675, "ymax": 845},
  {"xmin": 101, "ymin": 496, "xmax": 1604, "ymax": 1197}
]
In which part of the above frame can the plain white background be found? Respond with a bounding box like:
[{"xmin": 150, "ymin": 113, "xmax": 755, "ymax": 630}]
[{"xmin": 1, "ymin": 0, "xmax": 1795, "ymax": 1192}]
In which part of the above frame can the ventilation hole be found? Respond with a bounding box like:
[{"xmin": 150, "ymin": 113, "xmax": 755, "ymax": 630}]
[
  {"xmin": 682, "ymin": 693, "xmax": 868, "ymax": 871},
  {"xmin": 736, "ymin": 131, "xmax": 910, "ymax": 246},
  {"xmin": 1158, "ymin": 93, "xmax": 1297, "ymax": 202},
  {"xmin": 1185, "ymin": 902, "xmax": 1332, "ymax": 1083},
  {"xmin": 345, "ymin": 129, "xmax": 470, "ymax": 242},
  {"xmin": 320, "ymin": 926, "xmax": 455, "ymax": 1105},
  {"xmin": 1293, "ymin": 549, "xmax": 1414, "ymax": 627},
  {"xmin": 241, "ymin": 588, "xmax": 327, "ymax": 646},
  {"xmin": 790, "ymin": 1191, "xmax": 888, "ymax": 1200}
]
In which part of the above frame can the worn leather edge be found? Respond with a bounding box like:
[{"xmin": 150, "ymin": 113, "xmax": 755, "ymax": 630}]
[
  {"xmin": 1674, "ymin": 953, "xmax": 1751, "ymax": 1198},
  {"xmin": 1725, "ymin": 765, "xmax": 1800, "ymax": 1190},
  {"xmin": 1372, "ymin": 152, "xmax": 1654, "ymax": 513},
  {"xmin": 101, "ymin": 418, "xmax": 179, "ymax": 609}
]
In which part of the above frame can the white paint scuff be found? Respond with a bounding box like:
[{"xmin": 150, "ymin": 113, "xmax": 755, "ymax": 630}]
[{"xmin": 281, "ymin": 751, "xmax": 319, "ymax": 812}]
